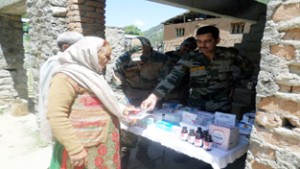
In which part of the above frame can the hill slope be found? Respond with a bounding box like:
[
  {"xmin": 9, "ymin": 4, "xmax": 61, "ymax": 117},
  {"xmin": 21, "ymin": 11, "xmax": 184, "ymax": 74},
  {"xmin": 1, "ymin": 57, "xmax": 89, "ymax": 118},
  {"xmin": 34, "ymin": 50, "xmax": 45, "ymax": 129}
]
[{"xmin": 143, "ymin": 24, "xmax": 164, "ymax": 50}]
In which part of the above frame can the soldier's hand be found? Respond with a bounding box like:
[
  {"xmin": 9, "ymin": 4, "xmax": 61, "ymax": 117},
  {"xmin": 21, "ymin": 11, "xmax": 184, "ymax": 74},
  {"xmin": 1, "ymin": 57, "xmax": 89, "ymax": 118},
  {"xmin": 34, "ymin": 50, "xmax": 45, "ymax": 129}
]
[
  {"xmin": 141, "ymin": 94, "xmax": 158, "ymax": 111},
  {"xmin": 123, "ymin": 105, "xmax": 140, "ymax": 115}
]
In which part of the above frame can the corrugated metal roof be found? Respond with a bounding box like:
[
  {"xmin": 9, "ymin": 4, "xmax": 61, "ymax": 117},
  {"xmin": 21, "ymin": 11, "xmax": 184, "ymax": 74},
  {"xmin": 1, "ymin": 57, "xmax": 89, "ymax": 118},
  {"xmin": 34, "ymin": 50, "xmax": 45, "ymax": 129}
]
[
  {"xmin": 162, "ymin": 11, "xmax": 218, "ymax": 25},
  {"xmin": 256, "ymin": 0, "xmax": 269, "ymax": 4}
]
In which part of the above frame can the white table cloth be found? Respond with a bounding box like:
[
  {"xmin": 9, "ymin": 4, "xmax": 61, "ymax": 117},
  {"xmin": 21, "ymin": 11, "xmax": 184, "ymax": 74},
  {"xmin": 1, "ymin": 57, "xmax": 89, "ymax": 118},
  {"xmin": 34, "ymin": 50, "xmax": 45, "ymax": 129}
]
[{"xmin": 122, "ymin": 124, "xmax": 249, "ymax": 169}]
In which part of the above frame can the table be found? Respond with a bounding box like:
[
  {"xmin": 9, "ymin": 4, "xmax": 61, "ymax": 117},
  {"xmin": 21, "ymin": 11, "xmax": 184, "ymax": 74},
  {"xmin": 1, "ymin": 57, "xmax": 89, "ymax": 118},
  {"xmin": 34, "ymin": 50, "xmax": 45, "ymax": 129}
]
[{"xmin": 122, "ymin": 123, "xmax": 249, "ymax": 169}]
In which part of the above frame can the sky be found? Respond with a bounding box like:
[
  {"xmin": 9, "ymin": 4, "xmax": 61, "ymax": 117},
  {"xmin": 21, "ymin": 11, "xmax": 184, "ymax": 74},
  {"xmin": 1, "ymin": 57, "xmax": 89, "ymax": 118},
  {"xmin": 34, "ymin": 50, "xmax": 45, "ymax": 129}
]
[{"xmin": 105, "ymin": 0, "xmax": 187, "ymax": 31}]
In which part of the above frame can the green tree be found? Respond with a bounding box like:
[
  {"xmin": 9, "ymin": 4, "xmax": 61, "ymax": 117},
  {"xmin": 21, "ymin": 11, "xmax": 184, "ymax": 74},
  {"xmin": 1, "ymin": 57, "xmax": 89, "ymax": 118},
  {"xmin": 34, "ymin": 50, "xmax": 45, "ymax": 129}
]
[{"xmin": 124, "ymin": 25, "xmax": 143, "ymax": 35}]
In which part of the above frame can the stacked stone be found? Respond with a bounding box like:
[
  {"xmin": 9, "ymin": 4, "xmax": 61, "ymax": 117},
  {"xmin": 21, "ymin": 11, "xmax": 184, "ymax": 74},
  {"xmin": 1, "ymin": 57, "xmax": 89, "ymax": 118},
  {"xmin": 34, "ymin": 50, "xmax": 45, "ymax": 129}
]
[
  {"xmin": 26, "ymin": 0, "xmax": 106, "ymax": 112},
  {"xmin": 104, "ymin": 26, "xmax": 125, "ymax": 82},
  {"xmin": 67, "ymin": 0, "xmax": 105, "ymax": 37},
  {"xmin": 246, "ymin": 1, "xmax": 300, "ymax": 169},
  {"xmin": 0, "ymin": 14, "xmax": 27, "ymax": 110},
  {"xmin": 26, "ymin": 0, "xmax": 68, "ymax": 111}
]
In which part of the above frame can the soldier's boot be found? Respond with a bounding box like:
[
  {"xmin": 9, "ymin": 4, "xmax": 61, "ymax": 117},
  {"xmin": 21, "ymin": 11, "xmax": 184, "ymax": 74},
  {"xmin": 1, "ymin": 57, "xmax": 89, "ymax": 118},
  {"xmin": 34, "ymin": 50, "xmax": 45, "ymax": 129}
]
[{"xmin": 135, "ymin": 146, "xmax": 156, "ymax": 169}]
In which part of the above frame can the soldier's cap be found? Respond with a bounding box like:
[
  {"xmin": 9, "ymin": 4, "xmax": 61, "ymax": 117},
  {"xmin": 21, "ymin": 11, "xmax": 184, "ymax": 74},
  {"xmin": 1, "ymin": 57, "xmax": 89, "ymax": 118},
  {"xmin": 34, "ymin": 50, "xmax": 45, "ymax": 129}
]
[
  {"xmin": 129, "ymin": 37, "xmax": 152, "ymax": 62},
  {"xmin": 181, "ymin": 37, "xmax": 197, "ymax": 50}
]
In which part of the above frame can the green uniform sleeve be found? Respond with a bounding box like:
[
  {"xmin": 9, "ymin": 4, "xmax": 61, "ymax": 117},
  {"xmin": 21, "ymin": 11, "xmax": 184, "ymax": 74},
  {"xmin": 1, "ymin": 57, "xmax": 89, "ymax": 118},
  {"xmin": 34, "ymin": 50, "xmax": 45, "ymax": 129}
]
[
  {"xmin": 158, "ymin": 58, "xmax": 176, "ymax": 80},
  {"xmin": 113, "ymin": 53, "xmax": 130, "ymax": 86},
  {"xmin": 112, "ymin": 53, "xmax": 130, "ymax": 105},
  {"xmin": 153, "ymin": 61, "xmax": 188, "ymax": 99}
]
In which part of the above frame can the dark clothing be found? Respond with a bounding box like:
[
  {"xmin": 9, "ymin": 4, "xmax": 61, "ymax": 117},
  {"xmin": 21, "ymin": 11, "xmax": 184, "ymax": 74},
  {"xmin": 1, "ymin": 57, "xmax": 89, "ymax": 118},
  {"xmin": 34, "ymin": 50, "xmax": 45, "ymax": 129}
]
[
  {"xmin": 161, "ymin": 50, "xmax": 190, "ymax": 105},
  {"xmin": 153, "ymin": 47, "xmax": 254, "ymax": 113},
  {"xmin": 113, "ymin": 51, "xmax": 169, "ymax": 106}
]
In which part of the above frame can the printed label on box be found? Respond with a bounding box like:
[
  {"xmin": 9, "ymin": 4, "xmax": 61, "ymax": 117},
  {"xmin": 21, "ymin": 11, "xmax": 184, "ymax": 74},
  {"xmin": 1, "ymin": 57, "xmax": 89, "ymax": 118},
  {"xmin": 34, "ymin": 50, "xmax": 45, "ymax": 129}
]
[
  {"xmin": 182, "ymin": 111, "xmax": 197, "ymax": 125},
  {"xmin": 211, "ymin": 129, "xmax": 225, "ymax": 145},
  {"xmin": 209, "ymin": 124, "xmax": 239, "ymax": 150},
  {"xmin": 215, "ymin": 112, "xmax": 236, "ymax": 127}
]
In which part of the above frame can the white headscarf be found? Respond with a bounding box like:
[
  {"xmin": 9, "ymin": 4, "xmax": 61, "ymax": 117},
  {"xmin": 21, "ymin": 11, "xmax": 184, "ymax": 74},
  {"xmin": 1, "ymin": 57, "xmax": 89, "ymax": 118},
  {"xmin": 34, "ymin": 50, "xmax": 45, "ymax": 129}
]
[{"xmin": 55, "ymin": 36, "xmax": 124, "ymax": 118}]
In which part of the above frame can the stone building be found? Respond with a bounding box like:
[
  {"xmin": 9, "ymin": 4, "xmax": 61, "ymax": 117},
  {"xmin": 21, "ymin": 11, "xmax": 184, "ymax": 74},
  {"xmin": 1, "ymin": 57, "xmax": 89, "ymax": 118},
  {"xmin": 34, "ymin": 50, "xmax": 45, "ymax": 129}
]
[
  {"xmin": 245, "ymin": 1, "xmax": 300, "ymax": 169},
  {"xmin": 0, "ymin": 0, "xmax": 121, "ymax": 112},
  {"xmin": 0, "ymin": 0, "xmax": 299, "ymax": 169},
  {"xmin": 0, "ymin": 1, "xmax": 27, "ymax": 110},
  {"xmin": 26, "ymin": 0, "xmax": 107, "ymax": 111},
  {"xmin": 162, "ymin": 11, "xmax": 252, "ymax": 52}
]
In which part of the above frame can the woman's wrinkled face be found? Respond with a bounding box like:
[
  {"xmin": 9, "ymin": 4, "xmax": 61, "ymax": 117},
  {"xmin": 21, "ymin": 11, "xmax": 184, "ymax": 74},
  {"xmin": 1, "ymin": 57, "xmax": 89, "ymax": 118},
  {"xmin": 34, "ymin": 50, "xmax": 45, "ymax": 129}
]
[{"xmin": 98, "ymin": 41, "xmax": 112, "ymax": 68}]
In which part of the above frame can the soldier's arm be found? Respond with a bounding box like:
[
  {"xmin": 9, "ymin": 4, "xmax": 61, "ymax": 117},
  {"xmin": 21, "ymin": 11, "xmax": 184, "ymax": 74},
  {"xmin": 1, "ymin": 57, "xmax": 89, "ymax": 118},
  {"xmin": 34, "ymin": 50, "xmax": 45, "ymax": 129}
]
[
  {"xmin": 153, "ymin": 60, "xmax": 188, "ymax": 99},
  {"xmin": 111, "ymin": 53, "xmax": 130, "ymax": 105},
  {"xmin": 149, "ymin": 51, "xmax": 172, "ymax": 80},
  {"xmin": 112, "ymin": 53, "xmax": 130, "ymax": 88},
  {"xmin": 232, "ymin": 49, "xmax": 254, "ymax": 80},
  {"xmin": 159, "ymin": 56, "xmax": 178, "ymax": 80}
]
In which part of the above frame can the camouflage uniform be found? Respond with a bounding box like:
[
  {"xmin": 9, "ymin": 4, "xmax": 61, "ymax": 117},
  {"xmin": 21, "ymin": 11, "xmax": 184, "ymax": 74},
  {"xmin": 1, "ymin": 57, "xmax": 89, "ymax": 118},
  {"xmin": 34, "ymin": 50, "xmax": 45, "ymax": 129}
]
[
  {"xmin": 153, "ymin": 47, "xmax": 254, "ymax": 113},
  {"xmin": 161, "ymin": 50, "xmax": 190, "ymax": 105},
  {"xmin": 113, "ymin": 51, "xmax": 169, "ymax": 106},
  {"xmin": 112, "ymin": 42, "xmax": 169, "ymax": 169}
]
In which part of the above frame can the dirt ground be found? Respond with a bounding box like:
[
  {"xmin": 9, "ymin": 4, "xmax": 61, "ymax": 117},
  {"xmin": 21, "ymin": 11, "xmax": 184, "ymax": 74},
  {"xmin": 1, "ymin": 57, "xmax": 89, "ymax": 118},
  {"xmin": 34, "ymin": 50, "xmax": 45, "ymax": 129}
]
[{"xmin": 0, "ymin": 112, "xmax": 52, "ymax": 169}]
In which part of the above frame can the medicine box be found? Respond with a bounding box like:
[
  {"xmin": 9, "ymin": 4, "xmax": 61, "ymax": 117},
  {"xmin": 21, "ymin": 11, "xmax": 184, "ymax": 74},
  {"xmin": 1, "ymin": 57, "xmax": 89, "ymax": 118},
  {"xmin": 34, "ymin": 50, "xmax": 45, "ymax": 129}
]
[
  {"xmin": 182, "ymin": 110, "xmax": 214, "ymax": 128},
  {"xmin": 182, "ymin": 111, "xmax": 198, "ymax": 125},
  {"xmin": 155, "ymin": 120, "xmax": 176, "ymax": 132},
  {"xmin": 214, "ymin": 112, "xmax": 236, "ymax": 127},
  {"xmin": 164, "ymin": 113, "xmax": 182, "ymax": 123},
  {"xmin": 209, "ymin": 124, "xmax": 239, "ymax": 150},
  {"xmin": 196, "ymin": 111, "xmax": 215, "ymax": 127}
]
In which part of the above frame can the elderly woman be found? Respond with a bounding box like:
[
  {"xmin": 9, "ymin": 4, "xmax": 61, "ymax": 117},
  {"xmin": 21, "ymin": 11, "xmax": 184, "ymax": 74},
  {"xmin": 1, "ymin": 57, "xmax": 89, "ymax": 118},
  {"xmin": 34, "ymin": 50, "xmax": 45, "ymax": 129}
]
[{"xmin": 47, "ymin": 37, "xmax": 134, "ymax": 169}]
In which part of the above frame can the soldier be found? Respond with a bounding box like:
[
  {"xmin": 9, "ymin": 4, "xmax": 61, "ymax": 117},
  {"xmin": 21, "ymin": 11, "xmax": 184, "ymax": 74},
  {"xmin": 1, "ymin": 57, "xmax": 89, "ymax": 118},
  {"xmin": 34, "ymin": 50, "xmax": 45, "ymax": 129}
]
[
  {"xmin": 162, "ymin": 37, "xmax": 197, "ymax": 163},
  {"xmin": 112, "ymin": 37, "xmax": 169, "ymax": 169},
  {"xmin": 141, "ymin": 25, "xmax": 254, "ymax": 114},
  {"xmin": 162, "ymin": 37, "xmax": 197, "ymax": 105}
]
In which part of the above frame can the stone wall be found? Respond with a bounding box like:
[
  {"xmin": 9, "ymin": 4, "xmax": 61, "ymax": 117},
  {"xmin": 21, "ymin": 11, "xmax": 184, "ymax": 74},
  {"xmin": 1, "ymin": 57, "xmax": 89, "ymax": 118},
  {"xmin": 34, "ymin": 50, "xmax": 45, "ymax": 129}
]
[
  {"xmin": 0, "ymin": 14, "xmax": 27, "ymax": 110},
  {"xmin": 26, "ymin": 0, "xmax": 106, "ymax": 111},
  {"xmin": 26, "ymin": 0, "xmax": 68, "ymax": 110},
  {"xmin": 246, "ymin": 1, "xmax": 300, "ymax": 169},
  {"xmin": 104, "ymin": 26, "xmax": 125, "ymax": 83},
  {"xmin": 67, "ymin": 0, "xmax": 105, "ymax": 37}
]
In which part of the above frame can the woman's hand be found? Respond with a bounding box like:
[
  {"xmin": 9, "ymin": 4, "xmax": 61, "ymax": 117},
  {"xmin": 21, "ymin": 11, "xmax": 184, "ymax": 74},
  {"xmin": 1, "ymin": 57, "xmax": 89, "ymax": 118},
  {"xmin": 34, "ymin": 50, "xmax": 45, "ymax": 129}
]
[{"xmin": 69, "ymin": 149, "xmax": 88, "ymax": 167}]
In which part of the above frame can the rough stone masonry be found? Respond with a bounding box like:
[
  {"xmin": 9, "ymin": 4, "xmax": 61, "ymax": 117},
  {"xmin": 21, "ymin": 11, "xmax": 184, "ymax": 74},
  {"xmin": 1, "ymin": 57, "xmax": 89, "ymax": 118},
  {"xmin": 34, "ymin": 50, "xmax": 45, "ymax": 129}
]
[
  {"xmin": 26, "ymin": 0, "xmax": 106, "ymax": 111},
  {"xmin": 0, "ymin": 14, "xmax": 27, "ymax": 110},
  {"xmin": 246, "ymin": 1, "xmax": 300, "ymax": 169},
  {"xmin": 1, "ymin": 0, "xmax": 300, "ymax": 168}
]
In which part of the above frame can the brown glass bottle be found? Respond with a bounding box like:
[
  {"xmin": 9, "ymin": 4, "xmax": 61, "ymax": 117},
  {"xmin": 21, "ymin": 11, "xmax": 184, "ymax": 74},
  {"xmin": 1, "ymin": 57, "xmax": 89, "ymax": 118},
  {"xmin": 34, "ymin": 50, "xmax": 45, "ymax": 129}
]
[
  {"xmin": 203, "ymin": 130, "xmax": 208, "ymax": 137},
  {"xmin": 194, "ymin": 132, "xmax": 204, "ymax": 147},
  {"xmin": 180, "ymin": 126, "xmax": 188, "ymax": 141},
  {"xmin": 188, "ymin": 129, "xmax": 196, "ymax": 144},
  {"xmin": 203, "ymin": 134, "xmax": 213, "ymax": 151},
  {"xmin": 196, "ymin": 127, "xmax": 202, "ymax": 135}
]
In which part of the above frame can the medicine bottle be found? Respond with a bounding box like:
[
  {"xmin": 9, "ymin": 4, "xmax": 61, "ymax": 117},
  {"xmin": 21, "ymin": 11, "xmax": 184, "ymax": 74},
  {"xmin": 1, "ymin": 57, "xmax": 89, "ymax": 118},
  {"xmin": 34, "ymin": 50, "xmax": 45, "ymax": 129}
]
[
  {"xmin": 203, "ymin": 134, "xmax": 213, "ymax": 151},
  {"xmin": 188, "ymin": 129, "xmax": 196, "ymax": 144},
  {"xmin": 196, "ymin": 127, "xmax": 202, "ymax": 135},
  {"xmin": 194, "ymin": 133, "xmax": 203, "ymax": 147},
  {"xmin": 180, "ymin": 126, "xmax": 188, "ymax": 141}
]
